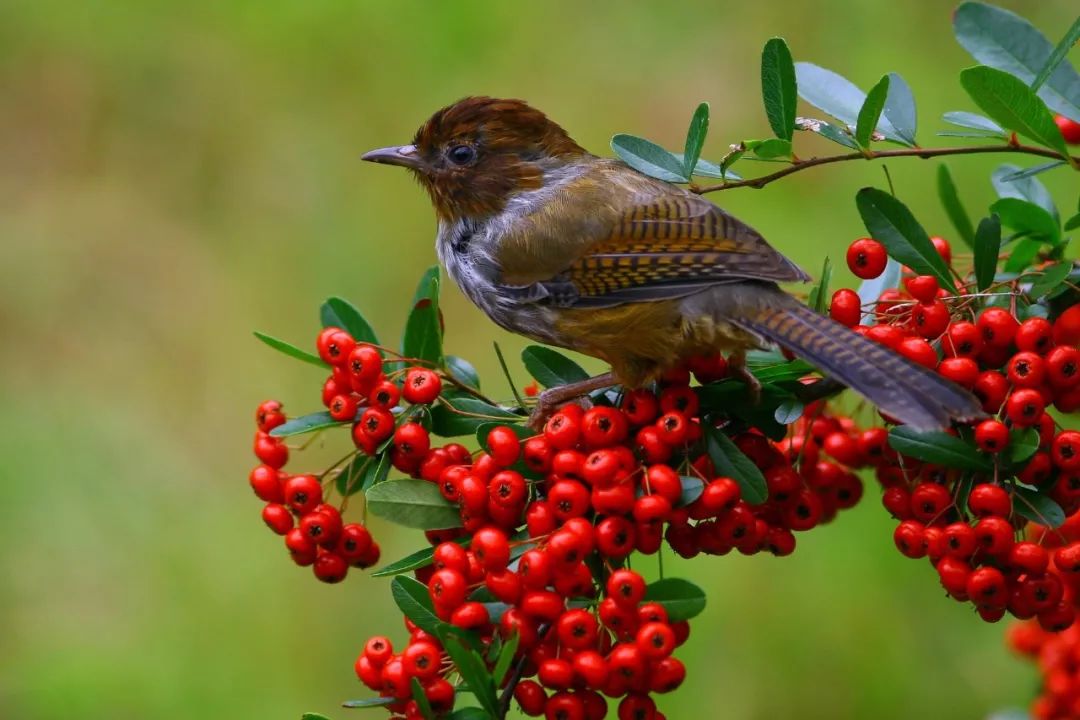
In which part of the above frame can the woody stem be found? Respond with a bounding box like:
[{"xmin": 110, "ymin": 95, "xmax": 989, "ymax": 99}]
[{"xmin": 692, "ymin": 143, "xmax": 1078, "ymax": 194}]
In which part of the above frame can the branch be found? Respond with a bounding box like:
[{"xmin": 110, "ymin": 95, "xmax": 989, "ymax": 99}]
[{"xmin": 693, "ymin": 143, "xmax": 1078, "ymax": 193}]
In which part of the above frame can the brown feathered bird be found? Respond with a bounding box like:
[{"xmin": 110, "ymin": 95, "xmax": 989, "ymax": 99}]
[{"xmin": 363, "ymin": 96, "xmax": 984, "ymax": 430}]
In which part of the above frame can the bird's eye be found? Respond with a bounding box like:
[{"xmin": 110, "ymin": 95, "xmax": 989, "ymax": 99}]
[{"xmin": 446, "ymin": 144, "xmax": 476, "ymax": 166}]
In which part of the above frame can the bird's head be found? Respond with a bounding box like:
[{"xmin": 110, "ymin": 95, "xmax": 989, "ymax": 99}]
[{"xmin": 362, "ymin": 97, "xmax": 588, "ymax": 221}]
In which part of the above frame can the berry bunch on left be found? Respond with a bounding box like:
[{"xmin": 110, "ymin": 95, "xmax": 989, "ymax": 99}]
[{"xmin": 250, "ymin": 398, "xmax": 381, "ymax": 583}]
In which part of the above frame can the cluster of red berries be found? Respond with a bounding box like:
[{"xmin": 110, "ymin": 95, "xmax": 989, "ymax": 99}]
[
  {"xmin": 1008, "ymin": 513, "xmax": 1080, "ymax": 719},
  {"xmin": 249, "ymin": 399, "xmax": 381, "ymax": 582},
  {"xmin": 839, "ymin": 232, "xmax": 1080, "ymax": 626}
]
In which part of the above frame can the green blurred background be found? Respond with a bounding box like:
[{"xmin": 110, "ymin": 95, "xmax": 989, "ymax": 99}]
[{"xmin": 2, "ymin": 1, "xmax": 1077, "ymax": 718}]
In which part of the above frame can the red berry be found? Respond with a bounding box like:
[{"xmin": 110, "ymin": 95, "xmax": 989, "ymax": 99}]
[
  {"xmin": 1055, "ymin": 114, "xmax": 1080, "ymax": 145},
  {"xmin": 402, "ymin": 368, "xmax": 442, "ymax": 404},
  {"xmin": 328, "ymin": 393, "xmax": 359, "ymax": 422},
  {"xmin": 472, "ymin": 526, "xmax": 511, "ymax": 571},
  {"xmin": 393, "ymin": 422, "xmax": 431, "ymax": 461},
  {"xmin": 300, "ymin": 507, "xmax": 343, "ymax": 547},
  {"xmin": 977, "ymin": 308, "xmax": 1019, "ymax": 349},
  {"xmin": 486, "ymin": 425, "xmax": 521, "ymax": 466},
  {"xmin": 358, "ymin": 407, "xmax": 395, "ymax": 444},
  {"xmin": 261, "ymin": 503, "xmax": 294, "ymax": 535},
  {"xmin": 345, "ymin": 343, "xmax": 381, "ymax": 385},
  {"xmin": 255, "ymin": 399, "xmax": 286, "ymax": 433},
  {"xmin": 911, "ymin": 300, "xmax": 950, "ymax": 339},
  {"xmin": 514, "ymin": 680, "xmax": 547, "ymax": 716},
  {"xmin": 606, "ymin": 569, "xmax": 646, "ymax": 608},
  {"xmin": 283, "ymin": 474, "xmax": 322, "ymax": 515},
  {"xmin": 557, "ymin": 608, "xmax": 599, "ymax": 650},
  {"xmin": 1048, "ymin": 346, "xmax": 1080, "ymax": 388},
  {"xmin": 254, "ymin": 432, "xmax": 289, "ymax": 469},
  {"xmin": 930, "ymin": 236, "xmax": 952, "ymax": 265},
  {"xmin": 1052, "ymin": 431, "xmax": 1080, "ymax": 471},
  {"xmin": 1006, "ymin": 351, "xmax": 1047, "ymax": 388},
  {"xmin": 973, "ymin": 371, "xmax": 1009, "ymax": 414},
  {"xmin": 545, "ymin": 411, "xmax": 582, "ymax": 450},
  {"xmin": 370, "ymin": 380, "xmax": 401, "ymax": 410},
  {"xmin": 937, "ymin": 357, "xmax": 979, "ymax": 388},
  {"xmin": 829, "ymin": 288, "xmax": 862, "ymax": 327},
  {"xmin": 911, "ymin": 482, "xmax": 952, "ymax": 522},
  {"xmin": 581, "ymin": 406, "xmax": 629, "ymax": 448},
  {"xmin": 403, "ymin": 640, "xmax": 442, "ymax": 680},
  {"xmin": 846, "ymin": 238, "xmax": 888, "ymax": 279},
  {"xmin": 893, "ymin": 520, "xmax": 926, "ymax": 558},
  {"xmin": 967, "ymin": 483, "xmax": 1011, "ymax": 517},
  {"xmin": 943, "ymin": 321, "xmax": 982, "ymax": 358},
  {"xmin": 317, "ymin": 327, "xmax": 355, "ymax": 366},
  {"xmin": 904, "ymin": 275, "xmax": 940, "ymax": 303},
  {"xmin": 897, "ymin": 337, "xmax": 938, "ymax": 369},
  {"xmin": 428, "ymin": 568, "xmax": 468, "ymax": 610},
  {"xmin": 363, "ymin": 636, "xmax": 393, "ymax": 666},
  {"xmin": 635, "ymin": 621, "xmax": 676, "ymax": 659},
  {"xmin": 313, "ymin": 551, "xmax": 348, "ymax": 583},
  {"xmin": 621, "ymin": 389, "xmax": 660, "ymax": 425},
  {"xmin": 974, "ymin": 419, "xmax": 1010, "ymax": 453},
  {"xmin": 1015, "ymin": 317, "xmax": 1054, "ymax": 355},
  {"xmin": 1006, "ymin": 388, "xmax": 1045, "ymax": 426},
  {"xmin": 451, "ymin": 601, "xmax": 490, "ymax": 630},
  {"xmin": 249, "ymin": 464, "xmax": 284, "ymax": 502},
  {"xmin": 1053, "ymin": 305, "xmax": 1080, "ymax": 347},
  {"xmin": 336, "ymin": 523, "xmax": 374, "ymax": 562},
  {"xmin": 966, "ymin": 566, "xmax": 1007, "ymax": 606}
]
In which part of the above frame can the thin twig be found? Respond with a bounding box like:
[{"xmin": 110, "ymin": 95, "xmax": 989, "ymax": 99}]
[
  {"xmin": 693, "ymin": 143, "xmax": 1077, "ymax": 193},
  {"xmin": 493, "ymin": 342, "xmax": 527, "ymax": 409}
]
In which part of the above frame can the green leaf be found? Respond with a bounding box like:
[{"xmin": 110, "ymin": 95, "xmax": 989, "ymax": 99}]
[
  {"xmin": 492, "ymin": 631, "xmax": 520, "ymax": 685},
  {"xmin": 372, "ymin": 537, "xmax": 469, "ymax": 578},
  {"xmin": 410, "ymin": 678, "xmax": 435, "ymax": 720},
  {"xmin": 446, "ymin": 355, "xmax": 481, "ymax": 390},
  {"xmin": 254, "ymin": 331, "xmax": 329, "ymax": 369},
  {"xmin": 855, "ymin": 75, "xmax": 890, "ymax": 149},
  {"xmin": 856, "ymin": 257, "xmax": 901, "ymax": 325},
  {"xmin": 794, "ymin": 116, "xmax": 860, "ymax": 150},
  {"xmin": 808, "ymin": 257, "xmax": 832, "ymax": 313},
  {"xmin": 1008, "ymin": 427, "xmax": 1041, "ymax": 465},
  {"xmin": 610, "ymin": 134, "xmax": 688, "ymax": 183},
  {"xmin": 743, "ymin": 138, "xmax": 792, "ymax": 160},
  {"xmin": 941, "ymin": 110, "xmax": 1007, "ymax": 136},
  {"xmin": 402, "ymin": 272, "xmax": 443, "ymax": 367},
  {"xmin": 336, "ymin": 452, "xmax": 389, "ymax": 497},
  {"xmin": 341, "ymin": 698, "xmax": 395, "ymax": 709},
  {"xmin": 678, "ymin": 155, "xmax": 741, "ymax": 180},
  {"xmin": 366, "ymin": 479, "xmax": 462, "ymax": 530},
  {"xmin": 999, "ymin": 160, "xmax": 1069, "ymax": 183},
  {"xmin": 430, "ymin": 396, "xmax": 522, "ymax": 437},
  {"xmin": 974, "ymin": 215, "xmax": 1002, "ymax": 292},
  {"xmin": 888, "ymin": 427, "xmax": 992, "ymax": 471},
  {"xmin": 678, "ymin": 475, "xmax": 705, "ymax": 507},
  {"xmin": 1004, "ymin": 237, "xmax": 1043, "ymax": 273},
  {"xmin": 390, "ymin": 576, "xmax": 443, "ymax": 635},
  {"xmin": 882, "ymin": 72, "xmax": 918, "ymax": 146},
  {"xmin": 1013, "ymin": 485, "xmax": 1066, "ymax": 528},
  {"xmin": 990, "ymin": 198, "xmax": 1061, "ymax": 244},
  {"xmin": 794, "ymin": 63, "xmax": 906, "ymax": 143},
  {"xmin": 954, "ymin": 1, "xmax": 1080, "ymax": 123},
  {"xmin": 302, "ymin": 714, "xmax": 333, "ymax": 720},
  {"xmin": 773, "ymin": 398, "xmax": 804, "ymax": 424},
  {"xmin": 436, "ymin": 629, "xmax": 499, "ymax": 719},
  {"xmin": 320, "ymin": 297, "xmax": 380, "ymax": 349},
  {"xmin": 1032, "ymin": 15, "xmax": 1080, "ymax": 94},
  {"xmin": 643, "ymin": 578, "xmax": 707, "ymax": 621},
  {"xmin": 1029, "ymin": 262, "xmax": 1073, "ymax": 299},
  {"xmin": 704, "ymin": 425, "xmax": 768, "ymax": 505},
  {"xmin": 936, "ymin": 164, "xmax": 976, "ymax": 249},
  {"xmin": 269, "ymin": 410, "xmax": 346, "ymax": 438},
  {"xmin": 683, "ymin": 102, "xmax": 709, "ymax": 178},
  {"xmin": 761, "ymin": 37, "xmax": 797, "ymax": 140},
  {"xmin": 959, "ymin": 66, "xmax": 1071, "ymax": 158},
  {"xmin": 992, "ymin": 164, "xmax": 1059, "ymax": 220},
  {"xmin": 1066, "ymin": 212, "xmax": 1080, "ymax": 232},
  {"xmin": 855, "ymin": 187, "xmax": 953, "ymax": 290},
  {"xmin": 521, "ymin": 345, "xmax": 590, "ymax": 388}
]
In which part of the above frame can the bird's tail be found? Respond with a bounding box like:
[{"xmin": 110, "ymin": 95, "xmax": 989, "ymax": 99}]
[{"xmin": 731, "ymin": 293, "xmax": 985, "ymax": 431}]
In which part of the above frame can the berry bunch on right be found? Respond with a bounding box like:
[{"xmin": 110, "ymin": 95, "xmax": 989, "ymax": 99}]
[{"xmin": 837, "ymin": 229, "xmax": 1080, "ymax": 629}]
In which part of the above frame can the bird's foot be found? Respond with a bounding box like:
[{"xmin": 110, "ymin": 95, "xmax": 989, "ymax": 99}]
[
  {"xmin": 525, "ymin": 372, "xmax": 617, "ymax": 430},
  {"xmin": 729, "ymin": 352, "xmax": 762, "ymax": 404}
]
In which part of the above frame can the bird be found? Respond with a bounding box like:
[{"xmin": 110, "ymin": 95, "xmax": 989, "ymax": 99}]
[{"xmin": 362, "ymin": 96, "xmax": 984, "ymax": 431}]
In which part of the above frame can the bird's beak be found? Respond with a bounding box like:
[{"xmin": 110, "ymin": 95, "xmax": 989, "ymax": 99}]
[{"xmin": 361, "ymin": 144, "xmax": 425, "ymax": 171}]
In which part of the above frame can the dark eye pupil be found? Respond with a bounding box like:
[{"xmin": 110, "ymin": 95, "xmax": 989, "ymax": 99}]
[{"xmin": 448, "ymin": 145, "xmax": 474, "ymax": 164}]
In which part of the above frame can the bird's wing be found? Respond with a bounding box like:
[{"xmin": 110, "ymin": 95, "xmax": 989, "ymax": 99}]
[{"xmin": 496, "ymin": 186, "xmax": 810, "ymax": 309}]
